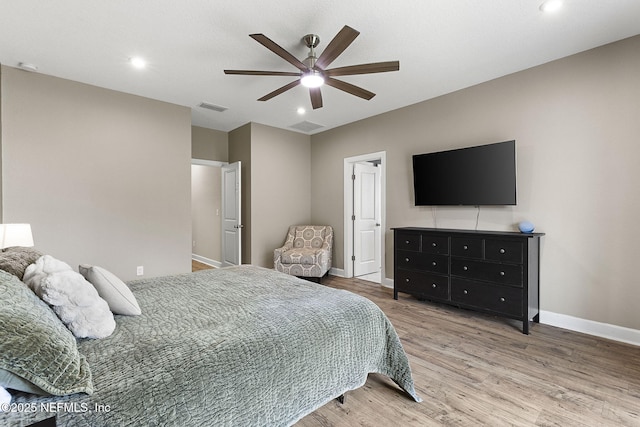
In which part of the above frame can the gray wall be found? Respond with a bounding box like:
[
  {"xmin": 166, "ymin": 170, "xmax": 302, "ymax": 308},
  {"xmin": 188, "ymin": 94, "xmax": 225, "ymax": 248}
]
[
  {"xmin": 1, "ymin": 65, "xmax": 192, "ymax": 281},
  {"xmin": 229, "ymin": 123, "xmax": 252, "ymax": 264},
  {"xmin": 227, "ymin": 122, "xmax": 312, "ymax": 268},
  {"xmin": 250, "ymin": 123, "xmax": 311, "ymax": 267},
  {"xmin": 192, "ymin": 125, "xmax": 228, "ymax": 161},
  {"xmin": 310, "ymin": 35, "xmax": 640, "ymax": 331}
]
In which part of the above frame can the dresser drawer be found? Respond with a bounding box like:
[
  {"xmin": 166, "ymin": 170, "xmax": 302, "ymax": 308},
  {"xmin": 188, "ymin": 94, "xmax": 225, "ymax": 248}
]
[
  {"xmin": 420, "ymin": 235, "xmax": 449, "ymax": 255},
  {"xmin": 451, "ymin": 258, "xmax": 523, "ymax": 287},
  {"xmin": 485, "ymin": 239, "xmax": 523, "ymax": 264},
  {"xmin": 397, "ymin": 250, "xmax": 448, "ymax": 274},
  {"xmin": 395, "ymin": 269, "xmax": 449, "ymax": 300},
  {"xmin": 395, "ymin": 232, "xmax": 421, "ymax": 252},
  {"xmin": 451, "ymin": 237, "xmax": 483, "ymax": 259},
  {"xmin": 451, "ymin": 278, "xmax": 523, "ymax": 317}
]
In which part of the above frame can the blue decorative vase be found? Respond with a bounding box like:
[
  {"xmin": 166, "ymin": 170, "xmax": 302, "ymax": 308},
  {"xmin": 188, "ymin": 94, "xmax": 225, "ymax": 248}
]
[{"xmin": 518, "ymin": 221, "xmax": 535, "ymax": 233}]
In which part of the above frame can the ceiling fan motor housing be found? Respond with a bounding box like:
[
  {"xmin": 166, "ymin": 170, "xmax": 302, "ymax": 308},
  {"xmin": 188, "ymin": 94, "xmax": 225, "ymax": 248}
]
[
  {"xmin": 302, "ymin": 34, "xmax": 320, "ymax": 48},
  {"xmin": 302, "ymin": 34, "xmax": 320, "ymax": 68}
]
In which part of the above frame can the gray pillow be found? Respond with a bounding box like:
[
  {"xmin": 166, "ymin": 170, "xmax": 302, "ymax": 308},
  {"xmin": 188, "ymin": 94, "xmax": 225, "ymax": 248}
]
[
  {"xmin": 0, "ymin": 270, "xmax": 93, "ymax": 396},
  {"xmin": 0, "ymin": 247, "xmax": 42, "ymax": 280}
]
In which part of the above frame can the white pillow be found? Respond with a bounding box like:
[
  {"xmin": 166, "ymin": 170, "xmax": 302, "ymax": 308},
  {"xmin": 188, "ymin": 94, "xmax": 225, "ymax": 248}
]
[
  {"xmin": 23, "ymin": 255, "xmax": 116, "ymax": 339},
  {"xmin": 0, "ymin": 385, "xmax": 11, "ymax": 410},
  {"xmin": 79, "ymin": 265, "xmax": 141, "ymax": 316}
]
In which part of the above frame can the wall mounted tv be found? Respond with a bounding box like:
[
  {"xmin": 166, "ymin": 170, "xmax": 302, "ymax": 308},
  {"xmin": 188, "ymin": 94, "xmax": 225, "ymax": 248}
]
[{"xmin": 412, "ymin": 140, "xmax": 516, "ymax": 206}]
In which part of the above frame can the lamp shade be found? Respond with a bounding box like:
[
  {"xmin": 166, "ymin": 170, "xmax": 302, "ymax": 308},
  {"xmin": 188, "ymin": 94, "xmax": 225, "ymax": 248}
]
[{"xmin": 0, "ymin": 224, "xmax": 34, "ymax": 249}]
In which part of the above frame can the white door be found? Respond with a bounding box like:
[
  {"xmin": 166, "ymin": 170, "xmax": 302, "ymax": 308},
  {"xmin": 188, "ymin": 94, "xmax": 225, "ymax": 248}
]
[
  {"xmin": 221, "ymin": 162, "xmax": 241, "ymax": 267},
  {"xmin": 353, "ymin": 162, "xmax": 381, "ymax": 276}
]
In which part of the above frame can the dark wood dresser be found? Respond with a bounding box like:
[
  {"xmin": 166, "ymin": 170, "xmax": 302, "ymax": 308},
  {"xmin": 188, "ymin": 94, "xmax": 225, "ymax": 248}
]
[{"xmin": 393, "ymin": 227, "xmax": 544, "ymax": 334}]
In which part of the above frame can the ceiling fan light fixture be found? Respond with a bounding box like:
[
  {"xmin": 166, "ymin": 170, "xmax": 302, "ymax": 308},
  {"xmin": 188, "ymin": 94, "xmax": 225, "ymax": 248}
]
[{"xmin": 300, "ymin": 70, "xmax": 324, "ymax": 88}]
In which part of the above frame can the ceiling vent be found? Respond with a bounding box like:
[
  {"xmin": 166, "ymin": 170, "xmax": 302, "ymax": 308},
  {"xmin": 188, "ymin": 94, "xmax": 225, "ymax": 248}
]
[
  {"xmin": 198, "ymin": 102, "xmax": 228, "ymax": 112},
  {"xmin": 289, "ymin": 120, "xmax": 324, "ymax": 133}
]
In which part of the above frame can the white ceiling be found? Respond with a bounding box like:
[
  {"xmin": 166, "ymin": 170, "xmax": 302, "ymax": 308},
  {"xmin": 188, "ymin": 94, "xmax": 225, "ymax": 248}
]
[{"xmin": 1, "ymin": 0, "xmax": 639, "ymax": 135}]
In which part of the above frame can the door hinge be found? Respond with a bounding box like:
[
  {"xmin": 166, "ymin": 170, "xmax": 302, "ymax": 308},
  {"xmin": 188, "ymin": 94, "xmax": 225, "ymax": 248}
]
[
  {"xmin": 352, "ymin": 255, "xmax": 356, "ymax": 261},
  {"xmin": 352, "ymin": 215, "xmax": 356, "ymax": 221},
  {"xmin": 352, "ymin": 174, "xmax": 356, "ymax": 180}
]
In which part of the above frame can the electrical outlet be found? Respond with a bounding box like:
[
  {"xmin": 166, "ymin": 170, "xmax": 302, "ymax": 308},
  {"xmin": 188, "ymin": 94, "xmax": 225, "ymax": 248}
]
[{"xmin": 136, "ymin": 266, "xmax": 144, "ymax": 276}]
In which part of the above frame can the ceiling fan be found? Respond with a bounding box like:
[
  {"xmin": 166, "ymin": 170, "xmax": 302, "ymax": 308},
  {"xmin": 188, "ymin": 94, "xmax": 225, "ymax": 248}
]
[{"xmin": 224, "ymin": 25, "xmax": 399, "ymax": 110}]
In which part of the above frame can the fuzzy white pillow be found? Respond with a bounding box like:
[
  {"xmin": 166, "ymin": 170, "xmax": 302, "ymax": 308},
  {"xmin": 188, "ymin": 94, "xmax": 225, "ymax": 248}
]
[
  {"xmin": 23, "ymin": 255, "xmax": 115, "ymax": 339},
  {"xmin": 0, "ymin": 385, "xmax": 11, "ymax": 411},
  {"xmin": 79, "ymin": 265, "xmax": 141, "ymax": 316}
]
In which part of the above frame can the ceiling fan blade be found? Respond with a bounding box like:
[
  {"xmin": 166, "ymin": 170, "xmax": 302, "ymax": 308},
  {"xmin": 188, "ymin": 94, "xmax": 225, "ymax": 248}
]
[
  {"xmin": 325, "ymin": 77, "xmax": 375, "ymax": 100},
  {"xmin": 309, "ymin": 87, "xmax": 323, "ymax": 109},
  {"xmin": 315, "ymin": 25, "xmax": 360, "ymax": 70},
  {"xmin": 325, "ymin": 61, "xmax": 399, "ymax": 77},
  {"xmin": 258, "ymin": 80, "xmax": 301, "ymax": 101},
  {"xmin": 250, "ymin": 33, "xmax": 308, "ymax": 71},
  {"xmin": 224, "ymin": 69, "xmax": 301, "ymax": 76}
]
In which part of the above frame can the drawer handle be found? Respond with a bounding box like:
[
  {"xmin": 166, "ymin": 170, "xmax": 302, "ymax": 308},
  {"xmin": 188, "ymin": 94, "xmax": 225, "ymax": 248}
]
[
  {"xmin": 463, "ymin": 245, "xmax": 468, "ymax": 250},
  {"xmin": 499, "ymin": 248, "xmax": 506, "ymax": 254},
  {"xmin": 431, "ymin": 283, "xmax": 437, "ymax": 288},
  {"xmin": 405, "ymin": 258, "xmax": 410, "ymax": 262},
  {"xmin": 463, "ymin": 266, "xmax": 468, "ymax": 271},
  {"xmin": 405, "ymin": 240, "xmax": 410, "ymax": 244},
  {"xmin": 500, "ymin": 271, "xmax": 505, "ymax": 276},
  {"xmin": 500, "ymin": 297, "xmax": 506, "ymax": 302},
  {"xmin": 463, "ymin": 289, "xmax": 468, "ymax": 295},
  {"xmin": 405, "ymin": 278, "xmax": 410, "ymax": 282},
  {"xmin": 432, "ymin": 242, "xmax": 437, "ymax": 247},
  {"xmin": 432, "ymin": 261, "xmax": 437, "ymax": 266}
]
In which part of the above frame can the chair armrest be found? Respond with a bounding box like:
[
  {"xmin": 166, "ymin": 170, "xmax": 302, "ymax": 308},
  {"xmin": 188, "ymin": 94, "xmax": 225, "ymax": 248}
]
[{"xmin": 274, "ymin": 243, "xmax": 293, "ymax": 262}]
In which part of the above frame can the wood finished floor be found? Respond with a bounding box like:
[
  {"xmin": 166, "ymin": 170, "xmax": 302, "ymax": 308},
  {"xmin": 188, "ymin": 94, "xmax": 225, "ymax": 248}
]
[
  {"xmin": 191, "ymin": 260, "xmax": 214, "ymax": 272},
  {"xmin": 193, "ymin": 264, "xmax": 640, "ymax": 426}
]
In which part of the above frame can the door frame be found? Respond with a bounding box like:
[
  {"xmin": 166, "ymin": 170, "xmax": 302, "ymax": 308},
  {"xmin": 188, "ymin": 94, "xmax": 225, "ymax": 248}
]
[{"xmin": 343, "ymin": 151, "xmax": 386, "ymax": 280}]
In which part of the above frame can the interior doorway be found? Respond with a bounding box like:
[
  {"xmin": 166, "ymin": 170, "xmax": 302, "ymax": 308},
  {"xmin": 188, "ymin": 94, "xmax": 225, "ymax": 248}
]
[
  {"xmin": 191, "ymin": 159, "xmax": 226, "ymax": 268},
  {"xmin": 343, "ymin": 151, "xmax": 386, "ymax": 283}
]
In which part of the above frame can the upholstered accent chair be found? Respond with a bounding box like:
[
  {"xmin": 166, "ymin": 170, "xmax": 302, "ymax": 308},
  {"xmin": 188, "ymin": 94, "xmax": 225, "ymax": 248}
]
[{"xmin": 274, "ymin": 225, "xmax": 333, "ymax": 282}]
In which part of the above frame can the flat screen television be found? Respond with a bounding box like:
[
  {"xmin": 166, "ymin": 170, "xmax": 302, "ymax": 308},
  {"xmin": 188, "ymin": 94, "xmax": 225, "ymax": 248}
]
[{"xmin": 412, "ymin": 140, "xmax": 516, "ymax": 206}]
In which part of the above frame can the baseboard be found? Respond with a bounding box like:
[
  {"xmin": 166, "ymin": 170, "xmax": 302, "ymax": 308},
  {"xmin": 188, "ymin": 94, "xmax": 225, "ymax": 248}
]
[
  {"xmin": 329, "ymin": 267, "xmax": 346, "ymax": 277},
  {"xmin": 191, "ymin": 254, "xmax": 221, "ymax": 268},
  {"xmin": 329, "ymin": 268, "xmax": 395, "ymax": 289},
  {"xmin": 540, "ymin": 311, "xmax": 640, "ymax": 347},
  {"xmin": 385, "ymin": 278, "xmax": 639, "ymax": 346},
  {"xmin": 381, "ymin": 277, "xmax": 393, "ymax": 289}
]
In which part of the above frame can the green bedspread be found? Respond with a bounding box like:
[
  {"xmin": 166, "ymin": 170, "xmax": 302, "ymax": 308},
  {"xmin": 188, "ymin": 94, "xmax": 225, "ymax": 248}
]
[{"xmin": 3, "ymin": 265, "xmax": 420, "ymax": 426}]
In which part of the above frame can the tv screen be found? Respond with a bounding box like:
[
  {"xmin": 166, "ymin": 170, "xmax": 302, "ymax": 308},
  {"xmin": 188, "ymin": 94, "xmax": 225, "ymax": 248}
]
[{"xmin": 412, "ymin": 140, "xmax": 516, "ymax": 206}]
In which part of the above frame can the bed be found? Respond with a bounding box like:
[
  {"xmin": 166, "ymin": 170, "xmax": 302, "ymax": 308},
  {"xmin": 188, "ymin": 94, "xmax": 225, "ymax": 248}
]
[{"xmin": 1, "ymin": 264, "xmax": 420, "ymax": 426}]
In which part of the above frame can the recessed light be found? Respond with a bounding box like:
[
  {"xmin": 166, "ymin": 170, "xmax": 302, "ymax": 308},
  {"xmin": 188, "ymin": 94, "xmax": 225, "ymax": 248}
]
[
  {"xmin": 129, "ymin": 57, "xmax": 146, "ymax": 69},
  {"xmin": 297, "ymin": 107, "xmax": 306, "ymax": 115},
  {"xmin": 17, "ymin": 62, "xmax": 38, "ymax": 72},
  {"xmin": 539, "ymin": 0, "xmax": 563, "ymax": 13}
]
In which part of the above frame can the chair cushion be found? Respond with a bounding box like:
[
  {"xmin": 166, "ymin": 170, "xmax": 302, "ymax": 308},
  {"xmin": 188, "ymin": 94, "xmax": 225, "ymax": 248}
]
[{"xmin": 281, "ymin": 248, "xmax": 326, "ymax": 266}]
